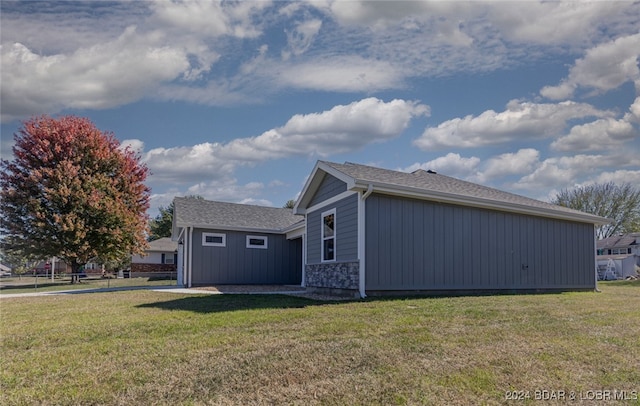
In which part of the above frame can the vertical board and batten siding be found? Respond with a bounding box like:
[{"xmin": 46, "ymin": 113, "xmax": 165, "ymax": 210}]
[
  {"xmin": 306, "ymin": 193, "xmax": 359, "ymax": 264},
  {"xmin": 308, "ymin": 173, "xmax": 348, "ymax": 207},
  {"xmin": 365, "ymin": 194, "xmax": 595, "ymax": 291},
  {"xmin": 191, "ymin": 229, "xmax": 302, "ymax": 285}
]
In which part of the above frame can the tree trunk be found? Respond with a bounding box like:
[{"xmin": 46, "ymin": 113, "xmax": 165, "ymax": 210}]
[{"xmin": 70, "ymin": 261, "xmax": 80, "ymax": 284}]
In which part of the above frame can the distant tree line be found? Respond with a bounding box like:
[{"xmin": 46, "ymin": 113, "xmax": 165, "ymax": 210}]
[{"xmin": 552, "ymin": 182, "xmax": 640, "ymax": 239}]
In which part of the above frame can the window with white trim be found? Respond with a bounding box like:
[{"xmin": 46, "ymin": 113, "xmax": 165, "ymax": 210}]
[
  {"xmin": 321, "ymin": 209, "xmax": 336, "ymax": 262},
  {"xmin": 202, "ymin": 232, "xmax": 226, "ymax": 247},
  {"xmin": 246, "ymin": 235, "xmax": 268, "ymax": 249}
]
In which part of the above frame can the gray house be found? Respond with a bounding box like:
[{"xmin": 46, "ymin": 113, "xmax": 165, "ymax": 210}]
[
  {"xmin": 172, "ymin": 197, "xmax": 304, "ymax": 286},
  {"xmin": 294, "ymin": 161, "xmax": 608, "ymax": 297},
  {"xmin": 173, "ymin": 161, "xmax": 608, "ymax": 296}
]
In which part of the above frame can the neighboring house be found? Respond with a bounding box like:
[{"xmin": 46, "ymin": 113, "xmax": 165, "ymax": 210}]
[
  {"xmin": 131, "ymin": 237, "xmax": 178, "ymax": 274},
  {"xmin": 33, "ymin": 259, "xmax": 71, "ymax": 274},
  {"xmin": 172, "ymin": 198, "xmax": 304, "ymax": 286},
  {"xmin": 0, "ymin": 263, "xmax": 11, "ymax": 276},
  {"xmin": 596, "ymin": 233, "xmax": 640, "ymax": 279},
  {"xmin": 174, "ymin": 161, "xmax": 609, "ymax": 297}
]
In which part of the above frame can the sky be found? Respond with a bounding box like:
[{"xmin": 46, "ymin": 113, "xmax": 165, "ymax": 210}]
[{"xmin": 1, "ymin": 0, "xmax": 639, "ymax": 217}]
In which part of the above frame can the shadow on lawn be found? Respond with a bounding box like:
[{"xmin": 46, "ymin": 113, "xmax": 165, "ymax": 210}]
[{"xmin": 136, "ymin": 294, "xmax": 337, "ymax": 313}]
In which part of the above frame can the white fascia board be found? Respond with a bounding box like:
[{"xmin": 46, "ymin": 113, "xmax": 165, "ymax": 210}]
[
  {"xmin": 302, "ymin": 191, "xmax": 358, "ymax": 215},
  {"xmin": 294, "ymin": 161, "xmax": 356, "ymax": 214},
  {"xmin": 294, "ymin": 162, "xmax": 324, "ymax": 215},
  {"xmin": 317, "ymin": 162, "xmax": 357, "ymax": 188},
  {"xmin": 284, "ymin": 222, "xmax": 306, "ymax": 239},
  {"xmin": 282, "ymin": 221, "xmax": 306, "ymax": 233},
  {"xmin": 286, "ymin": 226, "xmax": 305, "ymax": 240},
  {"xmin": 357, "ymin": 182, "xmax": 610, "ymax": 225},
  {"xmin": 174, "ymin": 222, "xmax": 286, "ymax": 235},
  {"xmin": 172, "ymin": 226, "xmax": 184, "ymax": 242}
]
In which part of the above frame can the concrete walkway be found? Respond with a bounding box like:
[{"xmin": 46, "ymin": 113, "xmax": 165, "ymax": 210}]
[{"xmin": 0, "ymin": 285, "xmax": 307, "ymax": 299}]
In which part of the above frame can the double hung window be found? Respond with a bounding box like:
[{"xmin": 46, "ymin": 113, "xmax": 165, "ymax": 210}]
[{"xmin": 321, "ymin": 209, "xmax": 336, "ymax": 262}]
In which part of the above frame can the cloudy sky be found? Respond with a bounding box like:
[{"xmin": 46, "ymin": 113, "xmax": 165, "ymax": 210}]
[{"xmin": 1, "ymin": 1, "xmax": 639, "ymax": 216}]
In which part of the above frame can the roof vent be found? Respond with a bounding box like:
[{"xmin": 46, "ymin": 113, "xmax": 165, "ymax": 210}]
[{"xmin": 427, "ymin": 170, "xmax": 437, "ymax": 174}]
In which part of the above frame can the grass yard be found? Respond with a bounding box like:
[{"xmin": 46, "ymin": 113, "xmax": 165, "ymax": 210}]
[
  {"xmin": 0, "ymin": 275, "xmax": 178, "ymax": 295},
  {"xmin": 1, "ymin": 281, "xmax": 639, "ymax": 405}
]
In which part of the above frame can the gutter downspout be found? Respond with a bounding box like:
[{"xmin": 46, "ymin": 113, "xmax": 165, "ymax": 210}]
[
  {"xmin": 176, "ymin": 228, "xmax": 186, "ymax": 287},
  {"xmin": 188, "ymin": 227, "xmax": 194, "ymax": 288},
  {"xmin": 358, "ymin": 184, "xmax": 374, "ymax": 298},
  {"xmin": 301, "ymin": 230, "xmax": 307, "ymax": 287}
]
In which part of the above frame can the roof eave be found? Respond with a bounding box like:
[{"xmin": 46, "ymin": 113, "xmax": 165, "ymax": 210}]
[
  {"xmin": 354, "ymin": 182, "xmax": 611, "ymax": 225},
  {"xmin": 294, "ymin": 161, "xmax": 356, "ymax": 214},
  {"xmin": 173, "ymin": 222, "xmax": 291, "ymax": 235},
  {"xmin": 282, "ymin": 221, "xmax": 306, "ymax": 234}
]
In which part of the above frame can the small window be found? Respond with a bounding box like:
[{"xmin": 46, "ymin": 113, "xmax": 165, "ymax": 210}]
[
  {"xmin": 246, "ymin": 235, "xmax": 268, "ymax": 249},
  {"xmin": 202, "ymin": 232, "xmax": 226, "ymax": 247},
  {"xmin": 164, "ymin": 256, "xmax": 174, "ymax": 264},
  {"xmin": 321, "ymin": 209, "xmax": 336, "ymax": 262}
]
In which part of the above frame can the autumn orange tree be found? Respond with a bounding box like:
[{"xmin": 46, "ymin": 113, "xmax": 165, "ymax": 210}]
[{"xmin": 0, "ymin": 116, "xmax": 150, "ymax": 283}]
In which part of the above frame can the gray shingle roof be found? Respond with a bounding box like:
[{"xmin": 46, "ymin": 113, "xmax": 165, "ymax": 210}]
[
  {"xmin": 597, "ymin": 233, "xmax": 639, "ymax": 249},
  {"xmin": 320, "ymin": 161, "xmax": 608, "ymax": 224},
  {"xmin": 174, "ymin": 197, "xmax": 304, "ymax": 232},
  {"xmin": 147, "ymin": 237, "xmax": 178, "ymax": 252}
]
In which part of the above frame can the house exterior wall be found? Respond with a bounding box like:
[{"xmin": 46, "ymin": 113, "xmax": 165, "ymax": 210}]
[
  {"xmin": 306, "ymin": 193, "xmax": 359, "ymax": 263},
  {"xmin": 305, "ymin": 193, "xmax": 359, "ymax": 289},
  {"xmin": 308, "ymin": 173, "xmax": 348, "ymax": 207},
  {"xmin": 132, "ymin": 252, "xmax": 165, "ymax": 264},
  {"xmin": 364, "ymin": 193, "xmax": 596, "ymax": 292},
  {"xmin": 191, "ymin": 228, "xmax": 302, "ymax": 285}
]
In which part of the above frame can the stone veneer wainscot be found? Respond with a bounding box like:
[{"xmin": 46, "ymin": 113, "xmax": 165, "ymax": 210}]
[{"xmin": 305, "ymin": 261, "xmax": 359, "ymax": 290}]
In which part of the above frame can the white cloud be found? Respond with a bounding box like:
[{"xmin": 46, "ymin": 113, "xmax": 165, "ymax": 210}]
[
  {"xmin": 1, "ymin": 29, "xmax": 191, "ymax": 122},
  {"xmin": 404, "ymin": 153, "xmax": 480, "ymax": 179},
  {"xmin": 148, "ymin": 178, "xmax": 273, "ymax": 216},
  {"xmin": 551, "ymin": 118, "xmax": 637, "ymax": 151},
  {"xmin": 3, "ymin": 1, "xmax": 637, "ymax": 123},
  {"xmin": 590, "ymin": 169, "xmax": 640, "ymax": 186},
  {"xmin": 404, "ymin": 149, "xmax": 541, "ymax": 186},
  {"xmin": 414, "ymin": 100, "xmax": 610, "ymax": 149},
  {"xmin": 150, "ymin": 0, "xmax": 269, "ymax": 39},
  {"xmin": 282, "ymin": 18, "xmax": 323, "ymax": 60},
  {"xmin": 276, "ymin": 56, "xmax": 405, "ymax": 92},
  {"xmin": 186, "ymin": 179, "xmax": 266, "ymax": 202},
  {"xmin": 541, "ymin": 33, "xmax": 640, "ymax": 100},
  {"xmin": 628, "ymin": 97, "xmax": 640, "ymax": 122},
  {"xmin": 480, "ymin": 149, "xmax": 540, "ymax": 181},
  {"xmin": 323, "ymin": 1, "xmax": 634, "ymax": 46},
  {"xmin": 144, "ymin": 142, "xmax": 235, "ymax": 183},
  {"xmin": 401, "ymin": 146, "xmax": 640, "ymax": 205},
  {"xmin": 488, "ymin": 2, "xmax": 629, "ymax": 45},
  {"xmin": 120, "ymin": 139, "xmax": 145, "ymax": 154},
  {"xmin": 143, "ymin": 98, "xmax": 429, "ymax": 183},
  {"xmin": 511, "ymin": 153, "xmax": 629, "ymax": 191},
  {"xmin": 0, "ymin": 1, "xmax": 147, "ymax": 54}
]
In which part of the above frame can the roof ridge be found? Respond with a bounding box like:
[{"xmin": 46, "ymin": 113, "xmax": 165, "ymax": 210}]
[{"xmin": 175, "ymin": 196, "xmax": 294, "ymax": 212}]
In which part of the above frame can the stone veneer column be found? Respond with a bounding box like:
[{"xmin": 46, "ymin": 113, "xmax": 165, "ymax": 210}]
[{"xmin": 305, "ymin": 261, "xmax": 359, "ymax": 290}]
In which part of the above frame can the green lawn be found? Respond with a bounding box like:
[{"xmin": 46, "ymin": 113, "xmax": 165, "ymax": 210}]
[{"xmin": 1, "ymin": 281, "xmax": 639, "ymax": 405}]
